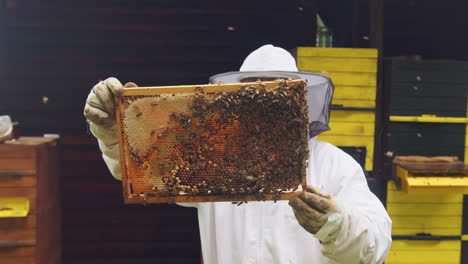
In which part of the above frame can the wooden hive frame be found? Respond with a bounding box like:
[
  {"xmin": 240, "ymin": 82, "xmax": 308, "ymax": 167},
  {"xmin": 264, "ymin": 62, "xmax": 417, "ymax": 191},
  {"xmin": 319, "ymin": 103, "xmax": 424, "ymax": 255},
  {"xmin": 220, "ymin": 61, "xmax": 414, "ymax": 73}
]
[{"xmin": 115, "ymin": 80, "xmax": 308, "ymax": 204}]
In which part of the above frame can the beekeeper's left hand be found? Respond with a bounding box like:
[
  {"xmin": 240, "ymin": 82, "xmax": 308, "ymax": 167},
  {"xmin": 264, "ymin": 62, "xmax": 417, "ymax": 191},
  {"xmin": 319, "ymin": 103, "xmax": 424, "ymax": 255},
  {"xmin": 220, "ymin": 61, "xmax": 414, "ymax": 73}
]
[
  {"xmin": 289, "ymin": 185, "xmax": 344, "ymax": 241},
  {"xmin": 83, "ymin": 78, "xmax": 138, "ymax": 180}
]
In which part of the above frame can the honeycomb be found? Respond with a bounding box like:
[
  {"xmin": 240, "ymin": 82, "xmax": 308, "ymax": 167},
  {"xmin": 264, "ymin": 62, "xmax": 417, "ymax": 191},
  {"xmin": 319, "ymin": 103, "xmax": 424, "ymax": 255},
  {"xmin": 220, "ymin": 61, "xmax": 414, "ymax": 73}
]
[{"xmin": 116, "ymin": 80, "xmax": 309, "ymax": 203}]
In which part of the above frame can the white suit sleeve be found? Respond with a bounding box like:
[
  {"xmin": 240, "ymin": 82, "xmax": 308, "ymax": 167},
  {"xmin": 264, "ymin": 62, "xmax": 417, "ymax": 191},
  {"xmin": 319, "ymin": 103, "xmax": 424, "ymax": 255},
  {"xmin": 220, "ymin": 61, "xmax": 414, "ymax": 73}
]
[{"xmin": 315, "ymin": 145, "xmax": 392, "ymax": 264}]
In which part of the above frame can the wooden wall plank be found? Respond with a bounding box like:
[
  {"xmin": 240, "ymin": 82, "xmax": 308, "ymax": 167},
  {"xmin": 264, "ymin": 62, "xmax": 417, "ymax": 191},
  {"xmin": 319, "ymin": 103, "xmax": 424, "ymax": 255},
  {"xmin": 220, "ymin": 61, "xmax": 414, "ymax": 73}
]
[{"xmin": 384, "ymin": 0, "xmax": 468, "ymax": 59}]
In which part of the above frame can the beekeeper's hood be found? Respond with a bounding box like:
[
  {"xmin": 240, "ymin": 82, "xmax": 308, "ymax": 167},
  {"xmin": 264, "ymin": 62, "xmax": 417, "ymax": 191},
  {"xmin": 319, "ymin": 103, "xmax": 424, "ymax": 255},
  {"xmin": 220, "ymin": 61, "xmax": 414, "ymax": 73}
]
[{"xmin": 209, "ymin": 44, "xmax": 334, "ymax": 138}]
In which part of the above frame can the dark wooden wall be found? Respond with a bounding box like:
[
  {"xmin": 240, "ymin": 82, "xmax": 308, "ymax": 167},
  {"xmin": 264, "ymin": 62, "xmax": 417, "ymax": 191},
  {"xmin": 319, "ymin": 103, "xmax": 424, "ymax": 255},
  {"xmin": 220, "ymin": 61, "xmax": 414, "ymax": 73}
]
[
  {"xmin": 315, "ymin": 0, "xmax": 372, "ymax": 48},
  {"xmin": 0, "ymin": 1, "xmax": 316, "ymax": 263},
  {"xmin": 384, "ymin": 0, "xmax": 468, "ymax": 59},
  {"xmin": 318, "ymin": 0, "xmax": 468, "ymax": 59}
]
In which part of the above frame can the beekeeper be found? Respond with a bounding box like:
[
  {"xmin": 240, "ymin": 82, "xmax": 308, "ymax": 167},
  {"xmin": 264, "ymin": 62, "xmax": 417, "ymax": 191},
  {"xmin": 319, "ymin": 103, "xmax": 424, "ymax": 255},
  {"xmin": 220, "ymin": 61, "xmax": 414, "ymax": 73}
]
[{"xmin": 84, "ymin": 44, "xmax": 392, "ymax": 264}]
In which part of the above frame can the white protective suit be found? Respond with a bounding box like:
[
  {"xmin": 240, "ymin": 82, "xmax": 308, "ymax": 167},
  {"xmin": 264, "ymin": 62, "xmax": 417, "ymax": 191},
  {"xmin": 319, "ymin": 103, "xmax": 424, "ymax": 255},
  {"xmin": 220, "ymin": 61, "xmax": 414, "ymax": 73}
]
[
  {"xmin": 184, "ymin": 139, "xmax": 391, "ymax": 264},
  {"xmin": 85, "ymin": 44, "xmax": 392, "ymax": 264}
]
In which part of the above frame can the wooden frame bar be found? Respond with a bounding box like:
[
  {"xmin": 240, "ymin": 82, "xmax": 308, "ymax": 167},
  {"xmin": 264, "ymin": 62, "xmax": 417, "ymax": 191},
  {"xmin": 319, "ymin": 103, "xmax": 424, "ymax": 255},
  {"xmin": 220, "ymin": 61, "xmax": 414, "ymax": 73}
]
[
  {"xmin": 125, "ymin": 191, "xmax": 302, "ymax": 204},
  {"xmin": 119, "ymin": 80, "xmax": 304, "ymax": 96}
]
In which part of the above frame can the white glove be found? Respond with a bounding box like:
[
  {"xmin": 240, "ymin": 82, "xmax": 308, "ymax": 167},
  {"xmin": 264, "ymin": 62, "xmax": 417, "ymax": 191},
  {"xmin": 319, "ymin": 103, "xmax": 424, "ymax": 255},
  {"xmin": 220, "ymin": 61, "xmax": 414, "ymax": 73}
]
[
  {"xmin": 84, "ymin": 77, "xmax": 137, "ymax": 180},
  {"xmin": 289, "ymin": 185, "xmax": 344, "ymax": 242}
]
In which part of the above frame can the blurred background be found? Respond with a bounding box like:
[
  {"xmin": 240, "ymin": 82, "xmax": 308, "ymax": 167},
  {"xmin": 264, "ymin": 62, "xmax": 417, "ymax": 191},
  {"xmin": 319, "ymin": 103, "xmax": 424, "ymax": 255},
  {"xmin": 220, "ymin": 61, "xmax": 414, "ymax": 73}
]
[{"xmin": 1, "ymin": 0, "xmax": 468, "ymax": 263}]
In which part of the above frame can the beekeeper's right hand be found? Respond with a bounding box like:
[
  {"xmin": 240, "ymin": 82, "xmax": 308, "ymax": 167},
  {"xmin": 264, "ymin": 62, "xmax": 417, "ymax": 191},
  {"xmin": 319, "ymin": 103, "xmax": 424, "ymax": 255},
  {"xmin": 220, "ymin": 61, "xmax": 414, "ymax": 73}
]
[{"xmin": 83, "ymin": 77, "xmax": 137, "ymax": 180}]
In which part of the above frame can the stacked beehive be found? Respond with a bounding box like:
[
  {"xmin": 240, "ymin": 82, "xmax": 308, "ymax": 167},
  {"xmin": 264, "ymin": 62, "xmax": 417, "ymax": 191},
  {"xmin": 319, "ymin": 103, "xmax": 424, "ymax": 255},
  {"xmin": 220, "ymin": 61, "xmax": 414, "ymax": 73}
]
[
  {"xmin": 0, "ymin": 137, "xmax": 61, "ymax": 264},
  {"xmin": 384, "ymin": 59, "xmax": 468, "ymax": 264},
  {"xmin": 386, "ymin": 181, "xmax": 462, "ymax": 263}
]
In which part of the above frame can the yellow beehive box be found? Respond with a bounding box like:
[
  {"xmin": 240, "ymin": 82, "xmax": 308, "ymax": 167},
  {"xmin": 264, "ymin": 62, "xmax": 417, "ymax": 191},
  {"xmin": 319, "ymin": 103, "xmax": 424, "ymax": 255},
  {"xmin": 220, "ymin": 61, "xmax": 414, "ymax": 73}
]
[
  {"xmin": 294, "ymin": 47, "xmax": 378, "ymax": 108},
  {"xmin": 318, "ymin": 110, "xmax": 375, "ymax": 171},
  {"xmin": 386, "ymin": 240, "xmax": 461, "ymax": 264},
  {"xmin": 386, "ymin": 181, "xmax": 462, "ymax": 264},
  {"xmin": 387, "ymin": 181, "xmax": 463, "ymax": 236},
  {"xmin": 294, "ymin": 47, "xmax": 378, "ymax": 171}
]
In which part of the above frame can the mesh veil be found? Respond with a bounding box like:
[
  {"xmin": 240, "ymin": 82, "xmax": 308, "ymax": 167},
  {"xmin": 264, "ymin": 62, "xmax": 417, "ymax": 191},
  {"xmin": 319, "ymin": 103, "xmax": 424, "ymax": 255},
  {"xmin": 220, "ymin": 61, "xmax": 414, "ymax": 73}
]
[{"xmin": 209, "ymin": 71, "xmax": 334, "ymax": 138}]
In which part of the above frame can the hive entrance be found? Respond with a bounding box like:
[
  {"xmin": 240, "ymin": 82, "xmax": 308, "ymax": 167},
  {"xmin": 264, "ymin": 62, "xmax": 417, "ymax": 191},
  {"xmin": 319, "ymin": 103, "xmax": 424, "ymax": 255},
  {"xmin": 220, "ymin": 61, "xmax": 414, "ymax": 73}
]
[{"xmin": 116, "ymin": 80, "xmax": 309, "ymax": 203}]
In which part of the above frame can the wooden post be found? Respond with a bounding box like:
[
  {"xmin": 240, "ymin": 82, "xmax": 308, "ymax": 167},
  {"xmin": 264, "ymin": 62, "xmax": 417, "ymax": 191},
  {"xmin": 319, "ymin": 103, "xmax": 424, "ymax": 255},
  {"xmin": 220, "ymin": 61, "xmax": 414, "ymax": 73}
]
[
  {"xmin": 369, "ymin": 0, "xmax": 387, "ymax": 204},
  {"xmin": 369, "ymin": 0, "xmax": 384, "ymax": 52}
]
